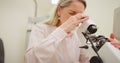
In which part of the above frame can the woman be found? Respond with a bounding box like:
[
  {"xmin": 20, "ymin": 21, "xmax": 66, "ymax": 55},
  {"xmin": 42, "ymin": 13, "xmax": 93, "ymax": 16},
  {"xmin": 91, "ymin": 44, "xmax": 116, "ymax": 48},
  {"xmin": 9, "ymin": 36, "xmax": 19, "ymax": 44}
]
[{"xmin": 25, "ymin": 0, "xmax": 89, "ymax": 63}]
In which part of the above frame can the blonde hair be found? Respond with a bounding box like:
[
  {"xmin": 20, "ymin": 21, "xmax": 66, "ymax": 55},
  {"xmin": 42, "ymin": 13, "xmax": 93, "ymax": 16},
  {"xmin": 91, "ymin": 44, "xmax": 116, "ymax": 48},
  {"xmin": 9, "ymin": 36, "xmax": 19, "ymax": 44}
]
[{"xmin": 45, "ymin": 0, "xmax": 86, "ymax": 26}]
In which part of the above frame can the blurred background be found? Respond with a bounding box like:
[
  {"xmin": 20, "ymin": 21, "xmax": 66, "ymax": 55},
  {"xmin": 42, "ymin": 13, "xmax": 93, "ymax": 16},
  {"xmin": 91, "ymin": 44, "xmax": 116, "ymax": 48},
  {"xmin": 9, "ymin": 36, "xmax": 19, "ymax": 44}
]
[{"xmin": 0, "ymin": 0, "xmax": 120, "ymax": 63}]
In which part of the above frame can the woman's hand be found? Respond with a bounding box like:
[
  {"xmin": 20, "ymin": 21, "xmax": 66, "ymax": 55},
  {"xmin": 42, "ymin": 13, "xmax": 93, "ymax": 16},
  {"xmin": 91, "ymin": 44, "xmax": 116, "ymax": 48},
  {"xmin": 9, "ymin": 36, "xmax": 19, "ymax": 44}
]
[
  {"xmin": 109, "ymin": 33, "xmax": 120, "ymax": 50},
  {"xmin": 60, "ymin": 13, "xmax": 89, "ymax": 33}
]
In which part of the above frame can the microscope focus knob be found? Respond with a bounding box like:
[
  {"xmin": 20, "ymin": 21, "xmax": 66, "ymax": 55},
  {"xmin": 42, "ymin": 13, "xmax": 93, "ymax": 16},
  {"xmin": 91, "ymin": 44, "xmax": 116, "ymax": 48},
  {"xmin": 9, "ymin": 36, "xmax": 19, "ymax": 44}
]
[{"xmin": 90, "ymin": 56, "xmax": 103, "ymax": 63}]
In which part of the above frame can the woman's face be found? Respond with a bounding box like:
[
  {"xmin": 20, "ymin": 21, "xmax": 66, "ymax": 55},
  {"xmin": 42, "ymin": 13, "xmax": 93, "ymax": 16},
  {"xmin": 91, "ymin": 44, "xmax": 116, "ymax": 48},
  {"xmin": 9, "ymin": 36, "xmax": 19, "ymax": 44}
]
[{"xmin": 57, "ymin": 1, "xmax": 85, "ymax": 25}]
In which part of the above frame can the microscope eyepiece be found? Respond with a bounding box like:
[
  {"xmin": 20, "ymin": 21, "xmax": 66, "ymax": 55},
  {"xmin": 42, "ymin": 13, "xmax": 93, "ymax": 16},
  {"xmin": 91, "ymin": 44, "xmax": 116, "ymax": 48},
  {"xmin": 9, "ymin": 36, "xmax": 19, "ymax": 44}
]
[{"xmin": 87, "ymin": 24, "xmax": 97, "ymax": 34}]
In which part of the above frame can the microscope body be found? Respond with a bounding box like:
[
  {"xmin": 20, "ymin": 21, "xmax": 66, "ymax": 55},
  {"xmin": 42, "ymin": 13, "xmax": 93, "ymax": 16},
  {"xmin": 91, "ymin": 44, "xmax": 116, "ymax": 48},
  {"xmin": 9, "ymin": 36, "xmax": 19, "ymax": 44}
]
[
  {"xmin": 78, "ymin": 19, "xmax": 120, "ymax": 63},
  {"xmin": 97, "ymin": 42, "xmax": 120, "ymax": 63},
  {"xmin": 88, "ymin": 40, "xmax": 120, "ymax": 63}
]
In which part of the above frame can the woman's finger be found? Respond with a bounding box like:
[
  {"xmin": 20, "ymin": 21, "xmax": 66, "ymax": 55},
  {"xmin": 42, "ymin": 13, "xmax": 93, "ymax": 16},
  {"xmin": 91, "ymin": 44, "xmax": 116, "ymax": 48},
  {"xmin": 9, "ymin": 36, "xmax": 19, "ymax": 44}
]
[{"xmin": 110, "ymin": 33, "xmax": 115, "ymax": 39}]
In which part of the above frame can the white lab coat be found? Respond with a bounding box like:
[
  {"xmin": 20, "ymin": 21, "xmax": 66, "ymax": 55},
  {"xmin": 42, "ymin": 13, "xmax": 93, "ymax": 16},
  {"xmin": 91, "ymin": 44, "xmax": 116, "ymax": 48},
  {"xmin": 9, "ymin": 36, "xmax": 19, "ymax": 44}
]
[{"xmin": 25, "ymin": 23, "xmax": 89, "ymax": 63}]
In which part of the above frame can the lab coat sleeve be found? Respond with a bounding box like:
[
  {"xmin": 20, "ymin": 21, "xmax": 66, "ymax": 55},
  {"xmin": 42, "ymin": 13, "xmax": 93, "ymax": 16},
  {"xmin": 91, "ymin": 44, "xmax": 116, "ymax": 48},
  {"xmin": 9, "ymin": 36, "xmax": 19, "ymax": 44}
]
[
  {"xmin": 25, "ymin": 24, "xmax": 67, "ymax": 63},
  {"xmin": 79, "ymin": 49, "xmax": 90, "ymax": 63}
]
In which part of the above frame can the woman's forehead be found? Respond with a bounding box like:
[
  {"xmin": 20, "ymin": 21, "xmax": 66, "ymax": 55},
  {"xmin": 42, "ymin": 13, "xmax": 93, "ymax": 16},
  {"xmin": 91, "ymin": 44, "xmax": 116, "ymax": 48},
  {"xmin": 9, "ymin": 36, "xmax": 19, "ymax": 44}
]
[{"xmin": 65, "ymin": 1, "xmax": 85, "ymax": 12}]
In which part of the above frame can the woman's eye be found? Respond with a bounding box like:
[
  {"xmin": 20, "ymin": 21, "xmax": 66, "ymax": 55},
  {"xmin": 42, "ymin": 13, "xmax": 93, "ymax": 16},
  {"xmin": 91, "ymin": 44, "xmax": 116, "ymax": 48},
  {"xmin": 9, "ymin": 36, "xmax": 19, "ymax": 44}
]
[{"xmin": 69, "ymin": 12, "xmax": 76, "ymax": 15}]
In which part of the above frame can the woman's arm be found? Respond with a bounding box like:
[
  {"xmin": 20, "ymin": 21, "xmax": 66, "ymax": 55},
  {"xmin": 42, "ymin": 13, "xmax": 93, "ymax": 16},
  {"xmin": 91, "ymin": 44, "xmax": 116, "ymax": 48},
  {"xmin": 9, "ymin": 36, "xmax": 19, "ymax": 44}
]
[{"xmin": 25, "ymin": 24, "xmax": 67, "ymax": 63}]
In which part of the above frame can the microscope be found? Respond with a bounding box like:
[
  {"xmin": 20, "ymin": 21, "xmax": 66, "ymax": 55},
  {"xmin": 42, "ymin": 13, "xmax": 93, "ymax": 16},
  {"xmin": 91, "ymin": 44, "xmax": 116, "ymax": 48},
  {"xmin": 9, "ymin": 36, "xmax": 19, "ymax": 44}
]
[{"xmin": 78, "ymin": 19, "xmax": 120, "ymax": 63}]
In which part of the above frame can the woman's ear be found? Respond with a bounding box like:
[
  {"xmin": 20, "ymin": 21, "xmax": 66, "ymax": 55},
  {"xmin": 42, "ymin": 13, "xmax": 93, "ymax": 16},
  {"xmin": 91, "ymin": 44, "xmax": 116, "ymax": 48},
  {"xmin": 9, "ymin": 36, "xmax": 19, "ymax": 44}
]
[{"xmin": 57, "ymin": 6, "xmax": 62, "ymax": 17}]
